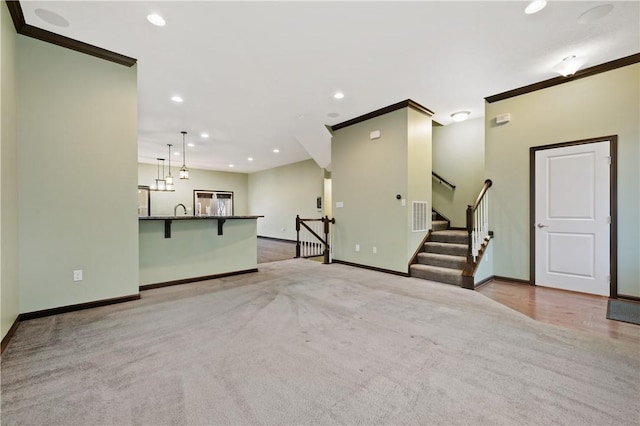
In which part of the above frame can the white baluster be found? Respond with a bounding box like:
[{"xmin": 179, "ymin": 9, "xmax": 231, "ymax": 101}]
[
  {"xmin": 484, "ymin": 192, "xmax": 489, "ymax": 240},
  {"xmin": 304, "ymin": 226, "xmax": 308, "ymax": 257},
  {"xmin": 316, "ymin": 223, "xmax": 320, "ymax": 256}
]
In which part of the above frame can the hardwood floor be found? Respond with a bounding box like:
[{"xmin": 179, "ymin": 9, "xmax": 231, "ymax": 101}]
[
  {"xmin": 257, "ymin": 237, "xmax": 296, "ymax": 264},
  {"xmin": 478, "ymin": 279, "xmax": 640, "ymax": 345}
]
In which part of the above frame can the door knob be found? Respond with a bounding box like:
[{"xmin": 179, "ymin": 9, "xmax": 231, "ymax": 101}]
[{"xmin": 537, "ymin": 223, "xmax": 548, "ymax": 228}]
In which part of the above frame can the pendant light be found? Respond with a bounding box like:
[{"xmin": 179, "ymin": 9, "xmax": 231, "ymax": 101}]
[
  {"xmin": 150, "ymin": 157, "xmax": 175, "ymax": 192},
  {"xmin": 165, "ymin": 143, "xmax": 174, "ymax": 190},
  {"xmin": 179, "ymin": 131, "xmax": 189, "ymax": 180},
  {"xmin": 155, "ymin": 158, "xmax": 166, "ymax": 191}
]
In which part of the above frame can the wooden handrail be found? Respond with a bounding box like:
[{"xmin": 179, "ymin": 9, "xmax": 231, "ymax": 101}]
[
  {"xmin": 432, "ymin": 172, "xmax": 456, "ymax": 190},
  {"xmin": 466, "ymin": 179, "xmax": 493, "ymax": 265},
  {"xmin": 296, "ymin": 215, "xmax": 335, "ymax": 264},
  {"xmin": 470, "ymin": 179, "xmax": 493, "ymax": 212}
]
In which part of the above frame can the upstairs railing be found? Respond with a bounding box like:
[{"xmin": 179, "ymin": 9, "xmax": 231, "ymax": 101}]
[
  {"xmin": 432, "ymin": 171, "xmax": 456, "ymax": 190},
  {"xmin": 295, "ymin": 215, "xmax": 335, "ymax": 264},
  {"xmin": 466, "ymin": 179, "xmax": 492, "ymax": 263}
]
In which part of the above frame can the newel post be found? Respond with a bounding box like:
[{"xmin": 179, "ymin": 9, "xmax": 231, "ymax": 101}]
[
  {"xmin": 322, "ymin": 216, "xmax": 335, "ymax": 264},
  {"xmin": 466, "ymin": 205, "xmax": 474, "ymax": 264},
  {"xmin": 295, "ymin": 215, "xmax": 301, "ymax": 258}
]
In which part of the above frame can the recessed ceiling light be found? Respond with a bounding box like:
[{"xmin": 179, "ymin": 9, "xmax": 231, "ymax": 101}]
[
  {"xmin": 578, "ymin": 4, "xmax": 614, "ymax": 24},
  {"xmin": 170, "ymin": 95, "xmax": 183, "ymax": 103},
  {"xmin": 273, "ymin": 149, "xmax": 280, "ymax": 153},
  {"xmin": 35, "ymin": 8, "xmax": 70, "ymax": 27},
  {"xmin": 173, "ymin": 152, "xmax": 180, "ymax": 156},
  {"xmin": 333, "ymin": 91, "xmax": 345, "ymax": 100},
  {"xmin": 248, "ymin": 157, "xmax": 254, "ymax": 161},
  {"xmin": 450, "ymin": 111, "xmax": 470, "ymax": 122},
  {"xmin": 147, "ymin": 14, "xmax": 166, "ymax": 27},
  {"xmin": 187, "ymin": 143, "xmax": 195, "ymax": 147},
  {"xmin": 200, "ymin": 133, "xmax": 209, "ymax": 138},
  {"xmin": 525, "ymin": 0, "xmax": 547, "ymax": 14},
  {"xmin": 228, "ymin": 164, "xmax": 234, "ymax": 168}
]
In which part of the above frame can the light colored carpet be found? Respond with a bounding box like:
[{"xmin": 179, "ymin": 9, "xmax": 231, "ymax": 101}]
[{"xmin": 2, "ymin": 259, "xmax": 639, "ymax": 425}]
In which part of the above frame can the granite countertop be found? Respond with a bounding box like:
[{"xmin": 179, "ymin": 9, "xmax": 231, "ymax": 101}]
[{"xmin": 139, "ymin": 215, "xmax": 263, "ymax": 220}]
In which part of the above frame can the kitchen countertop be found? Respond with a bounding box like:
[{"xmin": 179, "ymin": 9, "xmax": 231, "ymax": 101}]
[{"xmin": 139, "ymin": 215, "xmax": 263, "ymax": 220}]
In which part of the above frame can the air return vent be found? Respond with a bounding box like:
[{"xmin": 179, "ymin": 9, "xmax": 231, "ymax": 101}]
[{"xmin": 412, "ymin": 201, "xmax": 429, "ymax": 232}]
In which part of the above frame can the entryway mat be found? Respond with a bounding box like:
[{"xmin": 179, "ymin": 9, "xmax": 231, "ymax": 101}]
[{"xmin": 607, "ymin": 299, "xmax": 640, "ymax": 325}]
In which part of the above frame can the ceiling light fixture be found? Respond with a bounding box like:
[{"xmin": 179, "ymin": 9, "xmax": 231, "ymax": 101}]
[
  {"xmin": 333, "ymin": 91, "xmax": 345, "ymax": 100},
  {"xmin": 152, "ymin": 158, "xmax": 165, "ymax": 191},
  {"xmin": 525, "ymin": 0, "xmax": 547, "ymax": 14},
  {"xmin": 248, "ymin": 157, "xmax": 254, "ymax": 161},
  {"xmin": 171, "ymin": 95, "xmax": 183, "ymax": 103},
  {"xmin": 165, "ymin": 144, "xmax": 174, "ymax": 189},
  {"xmin": 229, "ymin": 164, "xmax": 234, "ymax": 168},
  {"xmin": 552, "ymin": 55, "xmax": 585, "ymax": 77},
  {"xmin": 578, "ymin": 4, "xmax": 614, "ymax": 24},
  {"xmin": 187, "ymin": 143, "xmax": 195, "ymax": 147},
  {"xmin": 147, "ymin": 14, "xmax": 166, "ymax": 27},
  {"xmin": 201, "ymin": 133, "xmax": 209, "ymax": 138},
  {"xmin": 179, "ymin": 131, "xmax": 189, "ymax": 180},
  {"xmin": 450, "ymin": 111, "xmax": 470, "ymax": 122},
  {"xmin": 273, "ymin": 149, "xmax": 280, "ymax": 153},
  {"xmin": 35, "ymin": 8, "xmax": 70, "ymax": 27},
  {"xmin": 150, "ymin": 158, "xmax": 173, "ymax": 192}
]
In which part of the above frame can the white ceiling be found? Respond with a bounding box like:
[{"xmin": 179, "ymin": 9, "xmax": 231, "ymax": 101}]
[{"xmin": 19, "ymin": 1, "xmax": 640, "ymax": 173}]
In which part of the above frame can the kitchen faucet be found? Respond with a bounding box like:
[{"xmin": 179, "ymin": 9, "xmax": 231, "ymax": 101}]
[{"xmin": 174, "ymin": 203, "xmax": 187, "ymax": 216}]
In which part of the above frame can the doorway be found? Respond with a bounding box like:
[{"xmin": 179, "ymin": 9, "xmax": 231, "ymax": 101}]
[{"xmin": 530, "ymin": 136, "xmax": 617, "ymax": 297}]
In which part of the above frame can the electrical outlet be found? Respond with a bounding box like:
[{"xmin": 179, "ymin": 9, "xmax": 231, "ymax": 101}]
[
  {"xmin": 372, "ymin": 246, "xmax": 377, "ymax": 254},
  {"xmin": 355, "ymin": 244, "xmax": 360, "ymax": 252},
  {"xmin": 73, "ymin": 270, "xmax": 83, "ymax": 282}
]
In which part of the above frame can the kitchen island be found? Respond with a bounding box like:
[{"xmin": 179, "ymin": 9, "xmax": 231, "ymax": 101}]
[{"xmin": 139, "ymin": 216, "xmax": 262, "ymax": 289}]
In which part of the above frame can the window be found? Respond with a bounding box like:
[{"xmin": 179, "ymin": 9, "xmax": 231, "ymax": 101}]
[{"xmin": 193, "ymin": 190, "xmax": 234, "ymax": 216}]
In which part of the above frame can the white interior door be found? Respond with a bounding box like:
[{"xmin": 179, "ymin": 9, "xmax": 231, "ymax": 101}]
[{"xmin": 534, "ymin": 141, "xmax": 610, "ymax": 296}]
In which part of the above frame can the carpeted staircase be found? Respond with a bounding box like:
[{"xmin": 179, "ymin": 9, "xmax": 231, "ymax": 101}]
[{"xmin": 410, "ymin": 220, "xmax": 469, "ymax": 286}]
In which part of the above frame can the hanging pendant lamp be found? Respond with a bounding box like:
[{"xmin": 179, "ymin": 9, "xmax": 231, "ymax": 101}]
[
  {"xmin": 165, "ymin": 144, "xmax": 174, "ymax": 190},
  {"xmin": 179, "ymin": 131, "xmax": 189, "ymax": 180},
  {"xmin": 155, "ymin": 158, "xmax": 166, "ymax": 191}
]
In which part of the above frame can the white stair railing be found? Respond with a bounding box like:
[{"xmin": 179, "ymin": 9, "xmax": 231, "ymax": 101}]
[
  {"xmin": 466, "ymin": 179, "xmax": 493, "ymax": 263},
  {"xmin": 295, "ymin": 216, "xmax": 335, "ymax": 264}
]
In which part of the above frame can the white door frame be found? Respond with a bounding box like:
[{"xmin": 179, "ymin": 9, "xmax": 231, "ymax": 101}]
[{"xmin": 529, "ymin": 136, "xmax": 618, "ymax": 298}]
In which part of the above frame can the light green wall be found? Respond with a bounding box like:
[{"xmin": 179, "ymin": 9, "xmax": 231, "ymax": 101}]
[
  {"xmin": 138, "ymin": 163, "xmax": 248, "ymax": 217},
  {"xmin": 433, "ymin": 118, "xmax": 485, "ymax": 227},
  {"xmin": 485, "ymin": 63, "xmax": 639, "ymax": 297},
  {"xmin": 323, "ymin": 178, "xmax": 332, "ymax": 218},
  {"xmin": 407, "ymin": 108, "xmax": 432, "ymax": 259},
  {"xmin": 332, "ymin": 107, "xmax": 431, "ymax": 273},
  {"xmin": 474, "ymin": 240, "xmax": 494, "ymax": 285},
  {"xmin": 17, "ymin": 36, "xmax": 139, "ymax": 312},
  {"xmin": 139, "ymin": 219, "xmax": 257, "ymax": 286},
  {"xmin": 248, "ymin": 159, "xmax": 324, "ymax": 240},
  {"xmin": 1, "ymin": 2, "xmax": 19, "ymax": 340}
]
